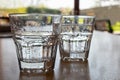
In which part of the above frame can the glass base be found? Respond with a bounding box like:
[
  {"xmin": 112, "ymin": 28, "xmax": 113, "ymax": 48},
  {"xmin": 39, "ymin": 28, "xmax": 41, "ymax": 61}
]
[
  {"xmin": 19, "ymin": 61, "xmax": 54, "ymax": 73},
  {"xmin": 60, "ymin": 52, "xmax": 88, "ymax": 62}
]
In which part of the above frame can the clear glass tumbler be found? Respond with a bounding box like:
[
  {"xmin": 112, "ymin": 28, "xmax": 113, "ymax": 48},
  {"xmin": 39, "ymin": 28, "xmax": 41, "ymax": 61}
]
[
  {"xmin": 9, "ymin": 13, "xmax": 61, "ymax": 73},
  {"xmin": 59, "ymin": 15, "xmax": 95, "ymax": 61}
]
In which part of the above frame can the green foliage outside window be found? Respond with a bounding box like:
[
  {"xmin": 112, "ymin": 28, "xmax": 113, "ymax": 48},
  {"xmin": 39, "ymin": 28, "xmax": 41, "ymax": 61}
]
[
  {"xmin": 112, "ymin": 22, "xmax": 120, "ymax": 32},
  {"xmin": 0, "ymin": 7, "xmax": 61, "ymax": 16},
  {"xmin": 27, "ymin": 7, "xmax": 61, "ymax": 14}
]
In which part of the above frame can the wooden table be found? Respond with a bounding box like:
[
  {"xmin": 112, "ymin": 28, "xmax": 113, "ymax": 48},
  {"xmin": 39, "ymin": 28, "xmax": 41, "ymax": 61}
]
[{"xmin": 0, "ymin": 30, "xmax": 120, "ymax": 80}]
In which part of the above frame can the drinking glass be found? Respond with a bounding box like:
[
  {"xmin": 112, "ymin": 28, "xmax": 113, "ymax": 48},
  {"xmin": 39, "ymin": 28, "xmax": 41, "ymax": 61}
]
[
  {"xmin": 59, "ymin": 15, "xmax": 95, "ymax": 61},
  {"xmin": 9, "ymin": 13, "xmax": 61, "ymax": 73}
]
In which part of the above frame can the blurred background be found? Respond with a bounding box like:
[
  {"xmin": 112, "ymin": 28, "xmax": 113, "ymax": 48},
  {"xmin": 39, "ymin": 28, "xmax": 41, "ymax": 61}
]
[{"xmin": 0, "ymin": 0, "xmax": 120, "ymax": 34}]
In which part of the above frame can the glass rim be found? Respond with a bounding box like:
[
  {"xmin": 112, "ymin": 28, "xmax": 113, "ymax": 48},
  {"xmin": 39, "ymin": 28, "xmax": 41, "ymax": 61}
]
[
  {"xmin": 62, "ymin": 15, "xmax": 95, "ymax": 18},
  {"xmin": 9, "ymin": 13, "xmax": 61, "ymax": 17}
]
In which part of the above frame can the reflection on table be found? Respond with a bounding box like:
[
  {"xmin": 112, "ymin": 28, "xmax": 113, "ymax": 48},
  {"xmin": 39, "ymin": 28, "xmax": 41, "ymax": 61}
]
[{"xmin": 0, "ymin": 30, "xmax": 120, "ymax": 80}]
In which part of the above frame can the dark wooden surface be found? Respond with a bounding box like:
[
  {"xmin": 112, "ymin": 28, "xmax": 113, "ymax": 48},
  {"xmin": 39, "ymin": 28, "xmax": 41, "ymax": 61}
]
[{"xmin": 0, "ymin": 30, "xmax": 120, "ymax": 80}]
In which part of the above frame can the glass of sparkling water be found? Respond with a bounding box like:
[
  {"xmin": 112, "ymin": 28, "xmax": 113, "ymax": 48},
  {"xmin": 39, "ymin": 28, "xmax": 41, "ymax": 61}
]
[
  {"xmin": 59, "ymin": 15, "xmax": 95, "ymax": 61},
  {"xmin": 9, "ymin": 13, "xmax": 61, "ymax": 73}
]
